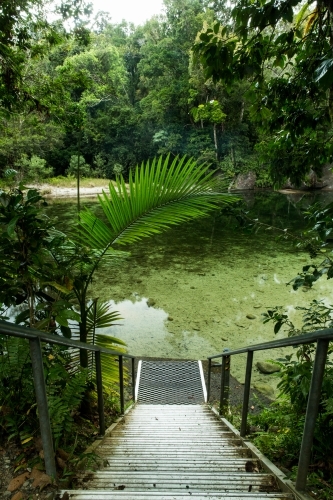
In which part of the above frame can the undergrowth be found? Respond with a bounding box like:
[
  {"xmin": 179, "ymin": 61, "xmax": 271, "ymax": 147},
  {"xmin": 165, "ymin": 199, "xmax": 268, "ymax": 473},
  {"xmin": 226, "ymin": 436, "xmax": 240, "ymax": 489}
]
[{"xmin": 0, "ymin": 336, "xmax": 121, "ymax": 482}]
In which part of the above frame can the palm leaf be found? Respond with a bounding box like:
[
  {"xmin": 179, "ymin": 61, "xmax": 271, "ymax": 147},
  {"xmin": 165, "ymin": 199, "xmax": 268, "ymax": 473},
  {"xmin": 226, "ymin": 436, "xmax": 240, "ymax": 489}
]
[
  {"xmin": 68, "ymin": 300, "xmax": 126, "ymax": 387},
  {"xmin": 86, "ymin": 301, "xmax": 123, "ymax": 340},
  {"xmin": 77, "ymin": 155, "xmax": 237, "ymax": 250},
  {"xmin": 95, "ymin": 333, "xmax": 127, "ymax": 390}
]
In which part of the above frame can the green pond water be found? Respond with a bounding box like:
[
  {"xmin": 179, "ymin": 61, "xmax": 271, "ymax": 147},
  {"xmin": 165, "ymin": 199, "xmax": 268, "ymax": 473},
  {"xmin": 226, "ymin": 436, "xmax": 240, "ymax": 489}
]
[{"xmin": 48, "ymin": 190, "xmax": 333, "ymax": 394}]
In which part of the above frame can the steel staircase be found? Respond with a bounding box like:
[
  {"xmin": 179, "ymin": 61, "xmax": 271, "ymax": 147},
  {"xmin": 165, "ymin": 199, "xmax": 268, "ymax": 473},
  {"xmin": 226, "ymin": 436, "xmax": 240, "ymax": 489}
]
[{"xmin": 59, "ymin": 361, "xmax": 296, "ymax": 499}]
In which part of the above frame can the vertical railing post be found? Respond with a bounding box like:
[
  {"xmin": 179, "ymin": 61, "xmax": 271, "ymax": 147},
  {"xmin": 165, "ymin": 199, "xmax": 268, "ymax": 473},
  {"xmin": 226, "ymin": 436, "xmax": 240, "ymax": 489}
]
[
  {"xmin": 240, "ymin": 350, "xmax": 253, "ymax": 437},
  {"xmin": 224, "ymin": 353, "xmax": 230, "ymax": 408},
  {"xmin": 295, "ymin": 339, "xmax": 329, "ymax": 491},
  {"xmin": 29, "ymin": 338, "xmax": 57, "ymax": 478},
  {"xmin": 219, "ymin": 356, "xmax": 226, "ymax": 415},
  {"xmin": 119, "ymin": 355, "xmax": 124, "ymax": 415},
  {"xmin": 131, "ymin": 357, "xmax": 135, "ymax": 402},
  {"xmin": 207, "ymin": 358, "xmax": 212, "ymax": 402},
  {"xmin": 95, "ymin": 350, "xmax": 105, "ymax": 436},
  {"xmin": 219, "ymin": 350, "xmax": 230, "ymax": 416}
]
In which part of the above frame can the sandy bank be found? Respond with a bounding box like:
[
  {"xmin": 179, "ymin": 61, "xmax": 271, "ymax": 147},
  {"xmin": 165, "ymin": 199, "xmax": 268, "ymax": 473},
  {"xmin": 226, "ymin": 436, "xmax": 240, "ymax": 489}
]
[{"xmin": 34, "ymin": 183, "xmax": 110, "ymax": 198}]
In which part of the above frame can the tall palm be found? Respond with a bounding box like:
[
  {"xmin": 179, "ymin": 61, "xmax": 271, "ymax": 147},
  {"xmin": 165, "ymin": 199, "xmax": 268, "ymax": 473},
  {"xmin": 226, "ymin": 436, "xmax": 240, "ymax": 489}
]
[{"xmin": 74, "ymin": 155, "xmax": 237, "ymax": 367}]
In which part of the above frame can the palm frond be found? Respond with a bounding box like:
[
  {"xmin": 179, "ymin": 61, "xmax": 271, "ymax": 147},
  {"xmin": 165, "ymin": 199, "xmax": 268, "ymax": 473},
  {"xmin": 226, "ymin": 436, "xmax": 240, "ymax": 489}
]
[
  {"xmin": 69, "ymin": 300, "xmax": 126, "ymax": 386},
  {"xmin": 86, "ymin": 301, "xmax": 123, "ymax": 340},
  {"xmin": 78, "ymin": 156, "xmax": 237, "ymax": 249},
  {"xmin": 95, "ymin": 333, "xmax": 127, "ymax": 389}
]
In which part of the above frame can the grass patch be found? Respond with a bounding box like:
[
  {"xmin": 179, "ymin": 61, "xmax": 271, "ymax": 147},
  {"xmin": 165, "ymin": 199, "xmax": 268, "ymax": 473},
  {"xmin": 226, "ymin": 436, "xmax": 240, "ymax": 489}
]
[{"xmin": 47, "ymin": 177, "xmax": 111, "ymax": 188}]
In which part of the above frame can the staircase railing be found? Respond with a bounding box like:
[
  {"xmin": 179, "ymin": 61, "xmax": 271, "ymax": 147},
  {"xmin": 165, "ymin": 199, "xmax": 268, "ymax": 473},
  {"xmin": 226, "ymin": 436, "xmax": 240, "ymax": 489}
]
[
  {"xmin": 207, "ymin": 328, "xmax": 333, "ymax": 493},
  {"xmin": 0, "ymin": 320, "xmax": 135, "ymax": 478}
]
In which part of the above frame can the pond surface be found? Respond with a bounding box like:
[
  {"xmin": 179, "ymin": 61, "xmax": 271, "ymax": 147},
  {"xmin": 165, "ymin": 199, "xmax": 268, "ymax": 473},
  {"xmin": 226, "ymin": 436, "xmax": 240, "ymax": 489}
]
[{"xmin": 47, "ymin": 190, "xmax": 333, "ymax": 393}]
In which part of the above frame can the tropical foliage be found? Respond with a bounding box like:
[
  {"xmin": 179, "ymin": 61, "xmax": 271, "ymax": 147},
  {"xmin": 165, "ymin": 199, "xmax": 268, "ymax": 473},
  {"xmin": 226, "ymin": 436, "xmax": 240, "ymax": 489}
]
[
  {"xmin": 194, "ymin": 0, "xmax": 333, "ymax": 185},
  {"xmin": 74, "ymin": 155, "xmax": 237, "ymax": 363},
  {"xmin": 248, "ymin": 202, "xmax": 333, "ymax": 498},
  {"xmin": 0, "ymin": 0, "xmax": 263, "ymax": 186},
  {"xmin": 0, "ymin": 154, "xmax": 237, "ymax": 452}
]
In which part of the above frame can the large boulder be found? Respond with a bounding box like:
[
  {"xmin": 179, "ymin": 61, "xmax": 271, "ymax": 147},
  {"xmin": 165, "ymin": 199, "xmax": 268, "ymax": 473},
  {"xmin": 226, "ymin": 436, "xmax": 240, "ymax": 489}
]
[
  {"xmin": 320, "ymin": 164, "xmax": 333, "ymax": 190},
  {"xmin": 282, "ymin": 165, "xmax": 333, "ymax": 190},
  {"xmin": 234, "ymin": 171, "xmax": 256, "ymax": 190}
]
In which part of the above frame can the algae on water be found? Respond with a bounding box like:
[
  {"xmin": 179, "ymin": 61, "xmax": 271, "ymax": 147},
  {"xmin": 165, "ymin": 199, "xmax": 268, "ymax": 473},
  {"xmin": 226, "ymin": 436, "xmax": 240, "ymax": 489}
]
[{"xmin": 48, "ymin": 191, "xmax": 333, "ymax": 392}]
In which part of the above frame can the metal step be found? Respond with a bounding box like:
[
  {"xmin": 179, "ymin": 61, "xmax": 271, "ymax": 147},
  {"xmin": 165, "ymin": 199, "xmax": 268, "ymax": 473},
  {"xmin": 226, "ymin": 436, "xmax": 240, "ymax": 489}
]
[
  {"xmin": 89, "ymin": 463, "xmax": 260, "ymax": 472},
  {"xmin": 59, "ymin": 492, "xmax": 294, "ymax": 499},
  {"xmin": 87, "ymin": 472, "xmax": 275, "ymax": 490},
  {"xmin": 58, "ymin": 399, "xmax": 293, "ymax": 500}
]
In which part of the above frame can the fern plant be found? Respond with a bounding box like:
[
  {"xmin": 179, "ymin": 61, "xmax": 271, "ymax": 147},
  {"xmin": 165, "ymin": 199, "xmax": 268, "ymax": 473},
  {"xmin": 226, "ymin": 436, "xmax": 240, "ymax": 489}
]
[
  {"xmin": 46, "ymin": 358, "xmax": 88, "ymax": 449},
  {"xmin": 0, "ymin": 335, "xmax": 36, "ymax": 445},
  {"xmin": 0, "ymin": 336, "xmax": 88, "ymax": 448}
]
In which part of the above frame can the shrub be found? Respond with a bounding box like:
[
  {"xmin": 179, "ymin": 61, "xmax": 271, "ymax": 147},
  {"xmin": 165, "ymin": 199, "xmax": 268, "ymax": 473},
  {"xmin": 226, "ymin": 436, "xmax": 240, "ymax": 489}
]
[
  {"xmin": 66, "ymin": 155, "xmax": 91, "ymax": 178},
  {"xmin": 0, "ymin": 337, "xmax": 87, "ymax": 449},
  {"xmin": 13, "ymin": 155, "xmax": 53, "ymax": 182}
]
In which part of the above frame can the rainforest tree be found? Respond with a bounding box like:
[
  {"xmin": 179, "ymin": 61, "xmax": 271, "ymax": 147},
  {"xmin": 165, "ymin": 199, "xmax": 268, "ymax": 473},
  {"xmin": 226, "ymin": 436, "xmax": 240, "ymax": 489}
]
[{"xmin": 194, "ymin": 0, "xmax": 333, "ymax": 185}]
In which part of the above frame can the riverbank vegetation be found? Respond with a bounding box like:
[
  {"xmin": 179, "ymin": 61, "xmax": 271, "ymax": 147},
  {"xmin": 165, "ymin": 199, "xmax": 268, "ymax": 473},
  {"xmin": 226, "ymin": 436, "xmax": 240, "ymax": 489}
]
[
  {"xmin": 3, "ymin": 0, "xmax": 332, "ymax": 189},
  {"xmin": 242, "ymin": 203, "xmax": 333, "ymax": 499}
]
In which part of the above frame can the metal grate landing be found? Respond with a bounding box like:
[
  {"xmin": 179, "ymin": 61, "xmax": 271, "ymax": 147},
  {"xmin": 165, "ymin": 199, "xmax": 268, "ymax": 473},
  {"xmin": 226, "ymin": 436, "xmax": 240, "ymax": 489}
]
[{"xmin": 136, "ymin": 360, "xmax": 206, "ymax": 404}]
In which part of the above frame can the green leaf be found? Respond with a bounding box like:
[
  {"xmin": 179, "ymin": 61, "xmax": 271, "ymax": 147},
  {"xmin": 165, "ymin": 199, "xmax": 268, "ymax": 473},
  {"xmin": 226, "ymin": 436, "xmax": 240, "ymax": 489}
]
[
  {"xmin": 274, "ymin": 321, "xmax": 282, "ymax": 334},
  {"xmin": 86, "ymin": 302, "xmax": 122, "ymax": 335},
  {"xmin": 14, "ymin": 309, "xmax": 30, "ymax": 325},
  {"xmin": 56, "ymin": 309, "xmax": 81, "ymax": 327},
  {"xmin": 314, "ymin": 58, "xmax": 333, "ymax": 89},
  {"xmin": 46, "ymin": 281, "xmax": 72, "ymax": 295},
  {"xmin": 60, "ymin": 325, "xmax": 72, "ymax": 338},
  {"xmin": 7, "ymin": 216, "xmax": 19, "ymax": 237}
]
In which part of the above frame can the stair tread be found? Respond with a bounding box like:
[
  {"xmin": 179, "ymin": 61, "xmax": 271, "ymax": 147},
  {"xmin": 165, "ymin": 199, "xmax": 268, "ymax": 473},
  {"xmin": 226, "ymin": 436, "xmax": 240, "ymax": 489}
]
[
  {"xmin": 57, "ymin": 399, "xmax": 293, "ymax": 499},
  {"xmin": 59, "ymin": 490, "xmax": 293, "ymax": 499}
]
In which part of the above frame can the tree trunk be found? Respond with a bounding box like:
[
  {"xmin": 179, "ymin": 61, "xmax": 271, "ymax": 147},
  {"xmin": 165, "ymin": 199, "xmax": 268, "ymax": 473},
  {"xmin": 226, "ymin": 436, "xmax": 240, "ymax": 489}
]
[
  {"xmin": 213, "ymin": 124, "xmax": 218, "ymax": 161},
  {"xmin": 79, "ymin": 309, "xmax": 88, "ymax": 368},
  {"xmin": 240, "ymin": 101, "xmax": 245, "ymax": 123},
  {"xmin": 231, "ymin": 145, "xmax": 236, "ymax": 169}
]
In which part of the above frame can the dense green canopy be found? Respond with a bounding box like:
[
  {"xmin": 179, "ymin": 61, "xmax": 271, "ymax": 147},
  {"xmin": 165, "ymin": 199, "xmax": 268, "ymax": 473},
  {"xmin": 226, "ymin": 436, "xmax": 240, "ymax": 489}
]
[
  {"xmin": 1, "ymin": 0, "xmax": 331, "ymax": 186},
  {"xmin": 194, "ymin": 0, "xmax": 333, "ymax": 185}
]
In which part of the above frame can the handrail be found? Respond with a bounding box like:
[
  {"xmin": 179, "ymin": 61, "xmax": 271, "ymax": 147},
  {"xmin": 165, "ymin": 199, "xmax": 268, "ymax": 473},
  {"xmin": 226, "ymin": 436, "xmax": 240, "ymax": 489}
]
[
  {"xmin": 207, "ymin": 328, "xmax": 333, "ymax": 493},
  {"xmin": 0, "ymin": 319, "xmax": 135, "ymax": 357},
  {"xmin": 0, "ymin": 320, "xmax": 136, "ymax": 479},
  {"xmin": 207, "ymin": 327, "xmax": 333, "ymax": 358}
]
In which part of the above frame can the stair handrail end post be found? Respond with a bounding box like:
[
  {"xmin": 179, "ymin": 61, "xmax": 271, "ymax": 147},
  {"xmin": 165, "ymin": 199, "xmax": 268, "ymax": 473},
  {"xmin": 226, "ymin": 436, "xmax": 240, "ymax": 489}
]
[
  {"xmin": 95, "ymin": 350, "xmax": 105, "ymax": 436},
  {"xmin": 131, "ymin": 357, "xmax": 135, "ymax": 402},
  {"xmin": 119, "ymin": 355, "xmax": 125, "ymax": 415},
  {"xmin": 295, "ymin": 338, "xmax": 330, "ymax": 491},
  {"xmin": 219, "ymin": 349, "xmax": 230, "ymax": 416},
  {"xmin": 207, "ymin": 358, "xmax": 212, "ymax": 402},
  {"xmin": 240, "ymin": 349, "xmax": 253, "ymax": 438},
  {"xmin": 29, "ymin": 337, "xmax": 57, "ymax": 478}
]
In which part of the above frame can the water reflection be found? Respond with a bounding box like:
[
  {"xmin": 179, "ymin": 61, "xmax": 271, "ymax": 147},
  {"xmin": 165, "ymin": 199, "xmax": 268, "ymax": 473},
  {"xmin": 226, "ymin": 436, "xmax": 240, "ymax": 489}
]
[{"xmin": 101, "ymin": 294, "xmax": 214, "ymax": 358}]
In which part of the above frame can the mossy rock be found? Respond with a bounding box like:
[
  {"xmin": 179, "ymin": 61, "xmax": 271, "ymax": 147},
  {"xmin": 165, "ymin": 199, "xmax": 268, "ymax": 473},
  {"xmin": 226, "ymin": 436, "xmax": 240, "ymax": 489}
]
[
  {"xmin": 256, "ymin": 361, "xmax": 281, "ymax": 374},
  {"xmin": 253, "ymin": 383, "xmax": 275, "ymax": 399}
]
